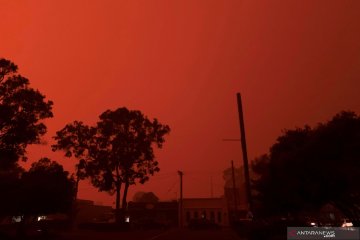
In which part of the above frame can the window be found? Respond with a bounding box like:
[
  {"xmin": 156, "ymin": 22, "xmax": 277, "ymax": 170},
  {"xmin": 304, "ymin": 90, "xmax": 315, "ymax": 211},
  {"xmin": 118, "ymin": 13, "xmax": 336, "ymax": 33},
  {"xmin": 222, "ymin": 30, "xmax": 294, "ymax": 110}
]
[
  {"xmin": 194, "ymin": 211, "xmax": 198, "ymax": 219},
  {"xmin": 217, "ymin": 211, "xmax": 222, "ymax": 223}
]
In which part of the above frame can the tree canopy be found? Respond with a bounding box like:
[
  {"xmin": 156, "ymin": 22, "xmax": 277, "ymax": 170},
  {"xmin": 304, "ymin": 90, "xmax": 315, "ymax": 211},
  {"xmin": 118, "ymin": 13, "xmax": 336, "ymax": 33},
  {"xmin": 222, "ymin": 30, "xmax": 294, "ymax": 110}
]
[
  {"xmin": 0, "ymin": 158, "xmax": 75, "ymax": 218},
  {"xmin": 0, "ymin": 58, "xmax": 53, "ymax": 170},
  {"xmin": 251, "ymin": 111, "xmax": 360, "ymax": 220},
  {"xmin": 52, "ymin": 121, "xmax": 95, "ymax": 198},
  {"xmin": 19, "ymin": 158, "xmax": 75, "ymax": 216}
]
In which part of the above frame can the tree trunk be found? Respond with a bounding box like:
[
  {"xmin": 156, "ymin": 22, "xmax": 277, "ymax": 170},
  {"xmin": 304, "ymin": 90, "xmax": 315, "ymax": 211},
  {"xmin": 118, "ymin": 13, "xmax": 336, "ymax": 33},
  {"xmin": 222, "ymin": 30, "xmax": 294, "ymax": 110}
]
[
  {"xmin": 115, "ymin": 181, "xmax": 122, "ymax": 223},
  {"xmin": 122, "ymin": 180, "xmax": 130, "ymax": 212},
  {"xmin": 69, "ymin": 176, "xmax": 80, "ymax": 229},
  {"xmin": 75, "ymin": 176, "xmax": 80, "ymax": 200}
]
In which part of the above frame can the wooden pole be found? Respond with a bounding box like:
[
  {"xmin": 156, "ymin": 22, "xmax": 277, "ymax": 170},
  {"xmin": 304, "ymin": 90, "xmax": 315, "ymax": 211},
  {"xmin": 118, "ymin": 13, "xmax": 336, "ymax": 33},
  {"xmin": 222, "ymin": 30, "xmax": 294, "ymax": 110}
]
[{"xmin": 236, "ymin": 92, "xmax": 253, "ymax": 213}]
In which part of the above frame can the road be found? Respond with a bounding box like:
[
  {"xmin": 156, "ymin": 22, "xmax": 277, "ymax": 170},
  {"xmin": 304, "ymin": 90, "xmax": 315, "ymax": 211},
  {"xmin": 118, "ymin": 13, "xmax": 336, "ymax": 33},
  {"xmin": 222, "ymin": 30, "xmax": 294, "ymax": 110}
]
[{"xmin": 61, "ymin": 228, "xmax": 244, "ymax": 240}]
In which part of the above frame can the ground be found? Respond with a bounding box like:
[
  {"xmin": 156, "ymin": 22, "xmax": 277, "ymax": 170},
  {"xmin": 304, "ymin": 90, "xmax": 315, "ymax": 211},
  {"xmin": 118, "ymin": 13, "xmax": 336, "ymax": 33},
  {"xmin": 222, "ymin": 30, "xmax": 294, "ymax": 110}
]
[{"xmin": 60, "ymin": 228, "xmax": 244, "ymax": 240}]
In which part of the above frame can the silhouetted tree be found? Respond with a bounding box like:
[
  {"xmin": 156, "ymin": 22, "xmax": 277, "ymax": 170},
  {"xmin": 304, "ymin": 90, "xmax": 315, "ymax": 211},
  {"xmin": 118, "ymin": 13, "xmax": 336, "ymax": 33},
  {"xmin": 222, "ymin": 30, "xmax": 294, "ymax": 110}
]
[
  {"xmin": 6, "ymin": 158, "xmax": 75, "ymax": 237},
  {"xmin": 0, "ymin": 58, "xmax": 53, "ymax": 225},
  {"xmin": 52, "ymin": 121, "xmax": 95, "ymax": 199},
  {"xmin": 0, "ymin": 58, "xmax": 53, "ymax": 170},
  {"xmin": 90, "ymin": 108, "xmax": 170, "ymax": 222},
  {"xmin": 53, "ymin": 107, "xmax": 170, "ymax": 223},
  {"xmin": 252, "ymin": 111, "xmax": 360, "ymax": 221},
  {"xmin": 19, "ymin": 158, "xmax": 75, "ymax": 217},
  {"xmin": 133, "ymin": 191, "xmax": 159, "ymax": 203}
]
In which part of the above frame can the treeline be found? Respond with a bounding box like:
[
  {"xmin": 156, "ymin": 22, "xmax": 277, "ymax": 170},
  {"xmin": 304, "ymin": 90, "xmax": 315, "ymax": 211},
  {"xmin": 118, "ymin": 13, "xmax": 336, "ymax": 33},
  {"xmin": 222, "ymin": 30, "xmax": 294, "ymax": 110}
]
[
  {"xmin": 0, "ymin": 58, "xmax": 170, "ymax": 223},
  {"xmin": 251, "ymin": 111, "xmax": 360, "ymax": 222}
]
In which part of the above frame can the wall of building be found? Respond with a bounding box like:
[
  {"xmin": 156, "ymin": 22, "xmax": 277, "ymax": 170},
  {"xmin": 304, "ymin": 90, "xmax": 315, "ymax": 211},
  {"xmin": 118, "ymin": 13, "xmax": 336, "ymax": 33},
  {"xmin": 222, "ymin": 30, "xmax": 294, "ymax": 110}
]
[
  {"xmin": 76, "ymin": 199, "xmax": 113, "ymax": 224},
  {"xmin": 182, "ymin": 198, "xmax": 229, "ymax": 227},
  {"xmin": 127, "ymin": 201, "xmax": 178, "ymax": 227}
]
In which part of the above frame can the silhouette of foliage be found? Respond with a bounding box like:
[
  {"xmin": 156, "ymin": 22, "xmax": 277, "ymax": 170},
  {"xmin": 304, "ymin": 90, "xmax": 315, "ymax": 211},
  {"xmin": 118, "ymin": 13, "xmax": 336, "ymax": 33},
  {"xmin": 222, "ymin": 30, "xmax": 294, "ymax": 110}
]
[
  {"xmin": 0, "ymin": 158, "xmax": 75, "ymax": 219},
  {"xmin": 91, "ymin": 108, "xmax": 170, "ymax": 214},
  {"xmin": 52, "ymin": 121, "xmax": 96, "ymax": 198},
  {"xmin": 19, "ymin": 158, "xmax": 75, "ymax": 216},
  {"xmin": 53, "ymin": 107, "xmax": 170, "ymax": 222},
  {"xmin": 0, "ymin": 58, "xmax": 53, "ymax": 170},
  {"xmin": 252, "ymin": 111, "xmax": 360, "ymax": 220}
]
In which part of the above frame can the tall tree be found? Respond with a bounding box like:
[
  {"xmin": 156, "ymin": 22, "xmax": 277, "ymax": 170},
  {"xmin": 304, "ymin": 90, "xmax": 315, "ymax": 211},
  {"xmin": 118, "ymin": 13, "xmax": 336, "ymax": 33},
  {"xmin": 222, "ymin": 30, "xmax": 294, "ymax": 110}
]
[
  {"xmin": 0, "ymin": 58, "xmax": 53, "ymax": 170},
  {"xmin": 252, "ymin": 111, "xmax": 360, "ymax": 221},
  {"xmin": 90, "ymin": 108, "xmax": 170, "ymax": 221},
  {"xmin": 53, "ymin": 107, "xmax": 170, "ymax": 222}
]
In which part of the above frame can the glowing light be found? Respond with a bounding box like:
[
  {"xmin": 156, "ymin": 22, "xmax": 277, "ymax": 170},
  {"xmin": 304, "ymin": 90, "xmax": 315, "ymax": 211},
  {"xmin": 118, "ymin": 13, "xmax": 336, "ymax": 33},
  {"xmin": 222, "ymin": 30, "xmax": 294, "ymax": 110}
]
[
  {"xmin": 37, "ymin": 216, "xmax": 47, "ymax": 221},
  {"xmin": 12, "ymin": 216, "xmax": 22, "ymax": 223},
  {"xmin": 342, "ymin": 221, "xmax": 353, "ymax": 227}
]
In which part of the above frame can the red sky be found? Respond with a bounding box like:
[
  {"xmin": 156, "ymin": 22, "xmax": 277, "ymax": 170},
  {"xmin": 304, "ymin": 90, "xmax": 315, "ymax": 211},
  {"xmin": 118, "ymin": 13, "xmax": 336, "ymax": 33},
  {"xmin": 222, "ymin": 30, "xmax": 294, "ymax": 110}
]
[{"xmin": 1, "ymin": 0, "xmax": 360, "ymax": 206}]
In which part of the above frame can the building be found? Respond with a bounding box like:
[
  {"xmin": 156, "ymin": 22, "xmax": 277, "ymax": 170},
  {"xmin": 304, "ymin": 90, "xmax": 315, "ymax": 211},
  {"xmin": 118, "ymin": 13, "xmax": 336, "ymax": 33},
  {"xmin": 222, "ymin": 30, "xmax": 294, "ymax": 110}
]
[
  {"xmin": 182, "ymin": 198, "xmax": 229, "ymax": 227},
  {"xmin": 76, "ymin": 199, "xmax": 113, "ymax": 224},
  {"xmin": 127, "ymin": 201, "xmax": 178, "ymax": 227}
]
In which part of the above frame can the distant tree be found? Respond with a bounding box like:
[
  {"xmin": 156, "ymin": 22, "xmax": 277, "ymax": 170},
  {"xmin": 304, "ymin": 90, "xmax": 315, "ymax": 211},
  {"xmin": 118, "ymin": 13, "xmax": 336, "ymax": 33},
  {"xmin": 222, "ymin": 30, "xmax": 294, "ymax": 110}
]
[
  {"xmin": 52, "ymin": 121, "xmax": 96, "ymax": 199},
  {"xmin": 133, "ymin": 191, "xmax": 159, "ymax": 203},
  {"xmin": 0, "ymin": 58, "xmax": 53, "ymax": 170},
  {"xmin": 19, "ymin": 158, "xmax": 75, "ymax": 217},
  {"xmin": 252, "ymin": 111, "xmax": 360, "ymax": 220}
]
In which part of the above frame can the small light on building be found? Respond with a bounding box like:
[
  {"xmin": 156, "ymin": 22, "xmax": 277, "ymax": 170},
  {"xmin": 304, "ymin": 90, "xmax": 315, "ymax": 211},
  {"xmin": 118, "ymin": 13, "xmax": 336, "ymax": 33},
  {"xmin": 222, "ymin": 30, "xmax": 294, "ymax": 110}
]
[{"xmin": 125, "ymin": 216, "xmax": 130, "ymax": 223}]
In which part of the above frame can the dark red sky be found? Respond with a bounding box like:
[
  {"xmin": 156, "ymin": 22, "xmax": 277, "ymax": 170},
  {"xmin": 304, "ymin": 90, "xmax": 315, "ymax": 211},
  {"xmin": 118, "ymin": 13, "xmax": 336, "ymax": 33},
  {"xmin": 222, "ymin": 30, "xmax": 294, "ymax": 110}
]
[{"xmin": 1, "ymin": 0, "xmax": 360, "ymax": 206}]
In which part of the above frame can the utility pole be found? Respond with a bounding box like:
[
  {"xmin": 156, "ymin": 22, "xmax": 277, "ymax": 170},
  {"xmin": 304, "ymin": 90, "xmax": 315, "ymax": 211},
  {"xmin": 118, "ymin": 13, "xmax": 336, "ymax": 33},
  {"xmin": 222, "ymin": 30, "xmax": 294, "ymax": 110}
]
[
  {"xmin": 231, "ymin": 160, "xmax": 238, "ymax": 221},
  {"xmin": 178, "ymin": 170, "xmax": 183, "ymax": 228},
  {"xmin": 236, "ymin": 92, "xmax": 253, "ymax": 213}
]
